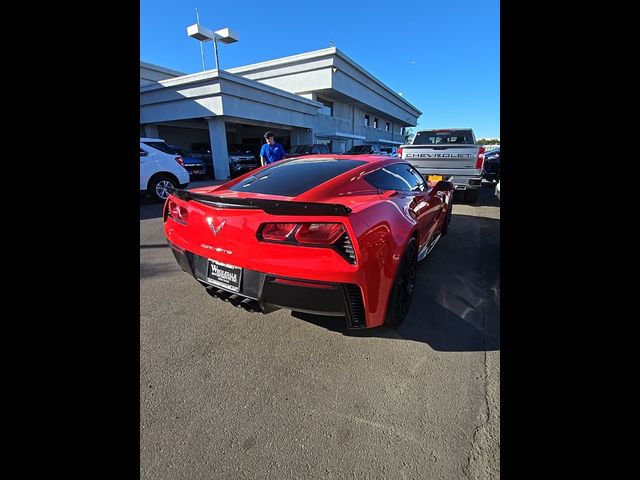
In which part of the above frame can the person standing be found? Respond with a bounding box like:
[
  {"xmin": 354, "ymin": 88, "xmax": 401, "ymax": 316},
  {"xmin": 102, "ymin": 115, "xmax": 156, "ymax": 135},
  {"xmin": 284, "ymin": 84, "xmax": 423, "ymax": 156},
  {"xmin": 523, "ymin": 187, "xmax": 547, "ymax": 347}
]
[{"xmin": 259, "ymin": 131, "xmax": 286, "ymax": 167}]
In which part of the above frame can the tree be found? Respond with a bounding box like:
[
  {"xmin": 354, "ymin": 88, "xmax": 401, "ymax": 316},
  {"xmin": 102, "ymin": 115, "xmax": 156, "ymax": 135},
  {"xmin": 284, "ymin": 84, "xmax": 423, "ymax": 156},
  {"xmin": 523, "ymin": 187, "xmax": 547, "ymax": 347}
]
[
  {"xmin": 404, "ymin": 128, "xmax": 415, "ymax": 144},
  {"xmin": 477, "ymin": 138, "xmax": 500, "ymax": 145}
]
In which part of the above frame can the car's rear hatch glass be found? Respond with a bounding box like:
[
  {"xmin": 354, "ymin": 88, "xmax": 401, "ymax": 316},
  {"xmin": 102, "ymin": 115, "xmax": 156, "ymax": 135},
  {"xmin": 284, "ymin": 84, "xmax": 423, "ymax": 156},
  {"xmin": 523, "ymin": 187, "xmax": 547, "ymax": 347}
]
[{"xmin": 227, "ymin": 158, "xmax": 366, "ymax": 197}]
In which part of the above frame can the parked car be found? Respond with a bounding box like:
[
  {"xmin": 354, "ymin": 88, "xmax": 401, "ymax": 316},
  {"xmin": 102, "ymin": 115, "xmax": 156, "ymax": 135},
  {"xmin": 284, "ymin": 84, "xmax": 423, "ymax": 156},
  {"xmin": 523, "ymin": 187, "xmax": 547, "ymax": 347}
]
[
  {"xmin": 228, "ymin": 146, "xmax": 259, "ymax": 178},
  {"xmin": 285, "ymin": 144, "xmax": 330, "ymax": 158},
  {"xmin": 163, "ymin": 155, "xmax": 454, "ymax": 329},
  {"xmin": 170, "ymin": 146, "xmax": 209, "ymax": 178},
  {"xmin": 345, "ymin": 144, "xmax": 384, "ymax": 155},
  {"xmin": 230, "ymin": 143, "xmax": 262, "ymax": 159},
  {"xmin": 483, "ymin": 147, "xmax": 500, "ymax": 182},
  {"xmin": 189, "ymin": 142, "xmax": 259, "ymax": 178},
  {"xmin": 140, "ymin": 138, "xmax": 190, "ymax": 202},
  {"xmin": 380, "ymin": 146, "xmax": 398, "ymax": 157}
]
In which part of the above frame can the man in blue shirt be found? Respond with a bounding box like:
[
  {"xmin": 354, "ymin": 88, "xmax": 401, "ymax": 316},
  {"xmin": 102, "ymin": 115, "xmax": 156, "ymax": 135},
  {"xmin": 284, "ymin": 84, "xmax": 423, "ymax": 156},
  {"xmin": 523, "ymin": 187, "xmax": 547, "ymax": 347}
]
[{"xmin": 259, "ymin": 131, "xmax": 286, "ymax": 166}]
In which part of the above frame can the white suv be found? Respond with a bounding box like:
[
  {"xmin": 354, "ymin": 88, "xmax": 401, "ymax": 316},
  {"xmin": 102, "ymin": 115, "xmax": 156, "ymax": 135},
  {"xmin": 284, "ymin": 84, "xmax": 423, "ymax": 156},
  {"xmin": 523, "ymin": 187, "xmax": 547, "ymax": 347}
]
[{"xmin": 140, "ymin": 138, "xmax": 190, "ymax": 202}]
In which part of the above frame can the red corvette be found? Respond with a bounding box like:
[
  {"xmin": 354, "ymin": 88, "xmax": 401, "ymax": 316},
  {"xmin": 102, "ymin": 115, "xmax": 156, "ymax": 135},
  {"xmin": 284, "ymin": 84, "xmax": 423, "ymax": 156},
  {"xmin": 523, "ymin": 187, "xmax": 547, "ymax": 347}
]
[{"xmin": 163, "ymin": 155, "xmax": 454, "ymax": 329}]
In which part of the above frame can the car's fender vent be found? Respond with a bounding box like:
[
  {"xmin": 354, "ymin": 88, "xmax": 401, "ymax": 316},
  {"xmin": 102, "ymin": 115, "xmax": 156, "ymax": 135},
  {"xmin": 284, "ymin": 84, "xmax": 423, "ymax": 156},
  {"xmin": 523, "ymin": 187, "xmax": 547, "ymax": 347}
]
[
  {"xmin": 344, "ymin": 284, "xmax": 365, "ymax": 328},
  {"xmin": 335, "ymin": 233, "xmax": 356, "ymax": 264}
]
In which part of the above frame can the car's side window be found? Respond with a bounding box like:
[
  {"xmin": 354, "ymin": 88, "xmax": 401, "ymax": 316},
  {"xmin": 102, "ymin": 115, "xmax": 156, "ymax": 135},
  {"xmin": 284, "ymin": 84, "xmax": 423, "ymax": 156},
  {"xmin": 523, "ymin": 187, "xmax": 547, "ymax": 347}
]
[
  {"xmin": 364, "ymin": 166, "xmax": 412, "ymax": 191},
  {"xmin": 406, "ymin": 165, "xmax": 426, "ymax": 191},
  {"xmin": 384, "ymin": 163, "xmax": 425, "ymax": 192}
]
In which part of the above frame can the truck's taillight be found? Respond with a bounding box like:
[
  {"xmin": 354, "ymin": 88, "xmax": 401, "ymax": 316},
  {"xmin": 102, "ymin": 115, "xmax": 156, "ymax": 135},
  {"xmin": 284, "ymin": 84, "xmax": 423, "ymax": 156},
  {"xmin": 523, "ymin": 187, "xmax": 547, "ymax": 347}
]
[
  {"xmin": 475, "ymin": 146, "xmax": 485, "ymax": 169},
  {"xmin": 175, "ymin": 155, "xmax": 184, "ymax": 167},
  {"xmin": 261, "ymin": 223, "xmax": 298, "ymax": 241},
  {"xmin": 397, "ymin": 146, "xmax": 403, "ymax": 157},
  {"xmin": 295, "ymin": 223, "xmax": 345, "ymax": 245},
  {"xmin": 167, "ymin": 201, "xmax": 188, "ymax": 223}
]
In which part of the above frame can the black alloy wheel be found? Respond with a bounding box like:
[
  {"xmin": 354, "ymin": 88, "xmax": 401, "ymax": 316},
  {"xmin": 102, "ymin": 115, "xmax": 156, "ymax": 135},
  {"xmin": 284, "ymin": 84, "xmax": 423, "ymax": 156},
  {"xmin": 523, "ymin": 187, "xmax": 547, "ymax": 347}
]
[{"xmin": 384, "ymin": 238, "xmax": 418, "ymax": 327}]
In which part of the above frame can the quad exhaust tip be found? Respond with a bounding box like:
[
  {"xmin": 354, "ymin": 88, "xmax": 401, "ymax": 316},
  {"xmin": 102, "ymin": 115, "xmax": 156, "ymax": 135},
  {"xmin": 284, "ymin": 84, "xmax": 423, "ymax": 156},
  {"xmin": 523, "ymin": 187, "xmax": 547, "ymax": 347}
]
[{"xmin": 205, "ymin": 286, "xmax": 267, "ymax": 314}]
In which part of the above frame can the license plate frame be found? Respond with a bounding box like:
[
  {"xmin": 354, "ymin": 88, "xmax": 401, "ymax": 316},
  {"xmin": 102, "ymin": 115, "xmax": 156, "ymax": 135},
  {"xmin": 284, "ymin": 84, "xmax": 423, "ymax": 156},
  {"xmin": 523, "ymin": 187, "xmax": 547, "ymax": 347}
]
[{"xmin": 206, "ymin": 259, "xmax": 242, "ymax": 293}]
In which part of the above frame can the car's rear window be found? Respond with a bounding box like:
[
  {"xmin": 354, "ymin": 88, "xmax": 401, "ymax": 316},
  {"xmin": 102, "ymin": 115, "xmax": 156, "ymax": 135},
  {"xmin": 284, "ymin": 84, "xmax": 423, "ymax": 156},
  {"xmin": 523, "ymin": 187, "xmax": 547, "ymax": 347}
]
[
  {"xmin": 413, "ymin": 130, "xmax": 474, "ymax": 145},
  {"xmin": 142, "ymin": 141, "xmax": 177, "ymax": 154},
  {"xmin": 229, "ymin": 158, "xmax": 366, "ymax": 197}
]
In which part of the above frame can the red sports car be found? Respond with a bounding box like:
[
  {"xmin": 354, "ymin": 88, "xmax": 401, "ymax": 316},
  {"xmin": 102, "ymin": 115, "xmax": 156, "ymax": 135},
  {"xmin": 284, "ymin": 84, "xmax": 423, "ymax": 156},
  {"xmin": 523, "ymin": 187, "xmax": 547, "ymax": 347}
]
[{"xmin": 163, "ymin": 155, "xmax": 454, "ymax": 329}]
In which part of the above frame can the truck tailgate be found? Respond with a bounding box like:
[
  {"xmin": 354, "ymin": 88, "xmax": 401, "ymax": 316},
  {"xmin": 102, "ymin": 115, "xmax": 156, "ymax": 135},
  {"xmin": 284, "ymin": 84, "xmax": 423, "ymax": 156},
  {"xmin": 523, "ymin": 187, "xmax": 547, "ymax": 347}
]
[{"xmin": 402, "ymin": 144, "xmax": 479, "ymax": 169}]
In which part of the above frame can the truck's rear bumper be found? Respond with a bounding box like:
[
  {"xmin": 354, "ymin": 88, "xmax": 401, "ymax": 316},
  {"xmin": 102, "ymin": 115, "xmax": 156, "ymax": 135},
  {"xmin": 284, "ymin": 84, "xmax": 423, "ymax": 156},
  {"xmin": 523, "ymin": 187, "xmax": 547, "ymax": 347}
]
[{"xmin": 413, "ymin": 168, "xmax": 483, "ymax": 190}]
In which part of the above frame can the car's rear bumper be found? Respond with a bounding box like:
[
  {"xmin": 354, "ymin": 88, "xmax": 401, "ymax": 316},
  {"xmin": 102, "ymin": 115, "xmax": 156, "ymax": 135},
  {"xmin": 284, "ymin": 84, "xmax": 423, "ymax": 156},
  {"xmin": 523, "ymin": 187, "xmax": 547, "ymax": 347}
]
[
  {"xmin": 169, "ymin": 243, "xmax": 367, "ymax": 329},
  {"xmin": 184, "ymin": 165, "xmax": 208, "ymax": 175},
  {"xmin": 413, "ymin": 168, "xmax": 483, "ymax": 190}
]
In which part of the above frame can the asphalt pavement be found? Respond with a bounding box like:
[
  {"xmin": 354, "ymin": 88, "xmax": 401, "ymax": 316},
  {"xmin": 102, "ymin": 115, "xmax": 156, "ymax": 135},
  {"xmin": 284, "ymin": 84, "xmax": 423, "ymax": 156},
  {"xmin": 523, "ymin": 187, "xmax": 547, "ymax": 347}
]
[{"xmin": 140, "ymin": 181, "xmax": 500, "ymax": 479}]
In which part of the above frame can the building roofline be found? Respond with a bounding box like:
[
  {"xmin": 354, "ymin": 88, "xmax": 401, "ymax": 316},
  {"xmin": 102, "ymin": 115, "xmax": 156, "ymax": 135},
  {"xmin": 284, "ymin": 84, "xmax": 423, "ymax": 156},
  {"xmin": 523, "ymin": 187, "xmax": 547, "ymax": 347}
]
[
  {"xmin": 227, "ymin": 47, "xmax": 421, "ymax": 115},
  {"xmin": 140, "ymin": 69, "xmax": 323, "ymax": 108},
  {"xmin": 140, "ymin": 61, "xmax": 186, "ymax": 77}
]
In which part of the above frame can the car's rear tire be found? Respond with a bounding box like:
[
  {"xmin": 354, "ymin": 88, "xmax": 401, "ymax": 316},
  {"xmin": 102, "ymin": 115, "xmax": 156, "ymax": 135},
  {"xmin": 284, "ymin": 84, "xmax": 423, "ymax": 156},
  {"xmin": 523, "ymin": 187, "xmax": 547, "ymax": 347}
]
[
  {"xmin": 384, "ymin": 238, "xmax": 418, "ymax": 327},
  {"xmin": 464, "ymin": 188, "xmax": 480, "ymax": 203},
  {"xmin": 148, "ymin": 174, "xmax": 177, "ymax": 202}
]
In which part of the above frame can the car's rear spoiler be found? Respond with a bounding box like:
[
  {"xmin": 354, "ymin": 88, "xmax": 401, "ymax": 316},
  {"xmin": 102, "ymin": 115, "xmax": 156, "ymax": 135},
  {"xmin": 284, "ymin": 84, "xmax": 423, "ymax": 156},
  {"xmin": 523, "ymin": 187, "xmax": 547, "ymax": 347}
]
[{"xmin": 168, "ymin": 188, "xmax": 352, "ymax": 216}]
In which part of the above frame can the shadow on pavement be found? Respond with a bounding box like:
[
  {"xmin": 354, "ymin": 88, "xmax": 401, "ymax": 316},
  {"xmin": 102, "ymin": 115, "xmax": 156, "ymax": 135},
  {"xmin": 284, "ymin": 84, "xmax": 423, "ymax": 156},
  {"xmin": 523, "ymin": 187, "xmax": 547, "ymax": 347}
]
[
  {"xmin": 140, "ymin": 243, "xmax": 170, "ymax": 250},
  {"xmin": 453, "ymin": 181, "xmax": 500, "ymax": 207},
  {"xmin": 293, "ymin": 213, "xmax": 500, "ymax": 352},
  {"xmin": 140, "ymin": 201, "xmax": 164, "ymax": 221}
]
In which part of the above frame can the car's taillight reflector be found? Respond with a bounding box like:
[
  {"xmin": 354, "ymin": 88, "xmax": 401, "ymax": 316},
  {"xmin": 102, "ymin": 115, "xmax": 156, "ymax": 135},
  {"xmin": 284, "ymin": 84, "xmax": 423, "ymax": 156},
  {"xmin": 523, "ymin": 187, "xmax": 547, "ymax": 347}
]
[
  {"xmin": 175, "ymin": 155, "xmax": 185, "ymax": 167},
  {"xmin": 168, "ymin": 201, "xmax": 188, "ymax": 223},
  {"xmin": 261, "ymin": 223, "xmax": 298, "ymax": 241},
  {"xmin": 295, "ymin": 223, "xmax": 345, "ymax": 245},
  {"xmin": 475, "ymin": 146, "xmax": 485, "ymax": 169},
  {"xmin": 397, "ymin": 146, "xmax": 403, "ymax": 157}
]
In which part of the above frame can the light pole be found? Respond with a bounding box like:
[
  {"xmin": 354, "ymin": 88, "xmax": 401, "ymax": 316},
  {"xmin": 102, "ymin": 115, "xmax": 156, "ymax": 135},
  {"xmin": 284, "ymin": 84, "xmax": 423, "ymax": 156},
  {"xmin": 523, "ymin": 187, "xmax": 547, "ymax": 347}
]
[{"xmin": 186, "ymin": 24, "xmax": 239, "ymax": 70}]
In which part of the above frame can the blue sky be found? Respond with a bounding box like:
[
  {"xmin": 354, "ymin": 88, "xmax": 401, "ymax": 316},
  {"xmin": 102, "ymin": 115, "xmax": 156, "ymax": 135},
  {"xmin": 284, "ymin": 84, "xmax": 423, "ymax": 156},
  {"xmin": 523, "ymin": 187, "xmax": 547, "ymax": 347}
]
[{"xmin": 141, "ymin": 0, "xmax": 500, "ymax": 139}]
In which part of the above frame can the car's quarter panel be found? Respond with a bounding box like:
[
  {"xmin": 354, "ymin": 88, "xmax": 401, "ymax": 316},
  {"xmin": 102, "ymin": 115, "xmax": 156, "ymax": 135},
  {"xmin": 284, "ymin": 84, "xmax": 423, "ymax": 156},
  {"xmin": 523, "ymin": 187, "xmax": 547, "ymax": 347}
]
[
  {"xmin": 349, "ymin": 200, "xmax": 417, "ymax": 328},
  {"xmin": 140, "ymin": 148, "xmax": 155, "ymax": 191}
]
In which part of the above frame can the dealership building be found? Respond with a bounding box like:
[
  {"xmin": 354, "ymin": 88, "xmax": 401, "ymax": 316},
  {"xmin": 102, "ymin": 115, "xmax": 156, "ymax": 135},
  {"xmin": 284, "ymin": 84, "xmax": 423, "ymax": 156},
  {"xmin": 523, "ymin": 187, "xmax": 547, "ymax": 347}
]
[{"xmin": 140, "ymin": 47, "xmax": 421, "ymax": 179}]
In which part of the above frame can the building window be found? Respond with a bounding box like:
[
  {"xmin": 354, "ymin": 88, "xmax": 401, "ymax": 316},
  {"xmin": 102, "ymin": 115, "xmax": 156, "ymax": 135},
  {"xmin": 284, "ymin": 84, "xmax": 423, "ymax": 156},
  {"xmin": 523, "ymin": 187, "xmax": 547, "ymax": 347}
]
[
  {"xmin": 317, "ymin": 96, "xmax": 334, "ymax": 116},
  {"xmin": 400, "ymin": 127, "xmax": 405, "ymax": 135},
  {"xmin": 364, "ymin": 114, "xmax": 370, "ymax": 127},
  {"xmin": 373, "ymin": 118, "xmax": 378, "ymax": 129},
  {"xmin": 385, "ymin": 122, "xmax": 390, "ymax": 132}
]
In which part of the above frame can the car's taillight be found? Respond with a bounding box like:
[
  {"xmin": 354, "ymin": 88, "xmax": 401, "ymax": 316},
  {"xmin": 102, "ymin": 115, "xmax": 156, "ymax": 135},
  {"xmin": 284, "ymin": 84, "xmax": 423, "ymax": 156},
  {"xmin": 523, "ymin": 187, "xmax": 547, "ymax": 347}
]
[
  {"xmin": 167, "ymin": 201, "xmax": 188, "ymax": 223},
  {"xmin": 397, "ymin": 146, "xmax": 403, "ymax": 157},
  {"xmin": 258, "ymin": 222, "xmax": 355, "ymax": 264},
  {"xmin": 260, "ymin": 223, "xmax": 298, "ymax": 241},
  {"xmin": 475, "ymin": 146, "xmax": 485, "ymax": 169},
  {"xmin": 175, "ymin": 155, "xmax": 184, "ymax": 167},
  {"xmin": 294, "ymin": 223, "xmax": 345, "ymax": 245}
]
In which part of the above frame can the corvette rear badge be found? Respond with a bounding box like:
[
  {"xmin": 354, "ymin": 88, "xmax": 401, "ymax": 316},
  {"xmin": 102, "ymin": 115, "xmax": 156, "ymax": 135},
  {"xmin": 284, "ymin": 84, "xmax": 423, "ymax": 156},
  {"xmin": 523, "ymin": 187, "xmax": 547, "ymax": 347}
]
[{"xmin": 206, "ymin": 217, "xmax": 226, "ymax": 237}]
